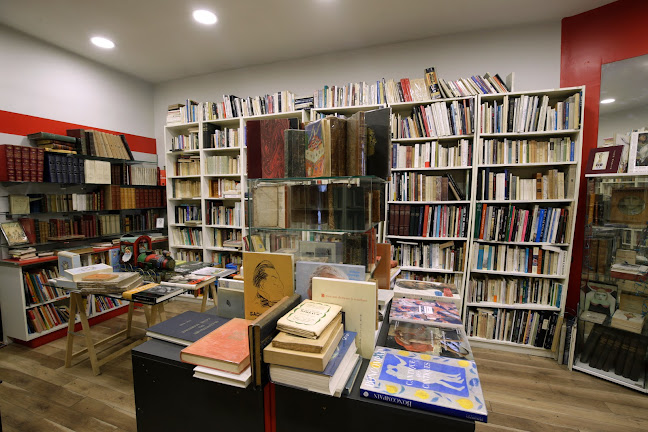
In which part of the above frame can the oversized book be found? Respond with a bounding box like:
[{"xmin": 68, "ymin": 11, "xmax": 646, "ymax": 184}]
[
  {"xmin": 145, "ymin": 311, "xmax": 230, "ymax": 346},
  {"xmin": 394, "ymin": 279, "xmax": 461, "ymax": 307},
  {"xmin": 243, "ymin": 251, "xmax": 295, "ymax": 320},
  {"xmin": 360, "ymin": 347, "xmax": 487, "ymax": 422},
  {"xmin": 390, "ymin": 297, "xmax": 463, "ymax": 328},
  {"xmin": 284, "ymin": 129, "xmax": 307, "ymax": 177},
  {"xmin": 180, "ymin": 318, "xmax": 250, "ymax": 374},
  {"xmin": 130, "ymin": 283, "xmax": 184, "ymax": 304},
  {"xmin": 272, "ymin": 313, "xmax": 343, "ymax": 353},
  {"xmin": 260, "ymin": 118, "xmax": 298, "ymax": 178},
  {"xmin": 385, "ymin": 321, "xmax": 473, "ymax": 360},
  {"xmin": 276, "ymin": 299, "xmax": 343, "ymax": 339},
  {"xmin": 246, "ymin": 120, "xmax": 262, "ymax": 179},
  {"xmin": 305, "ymin": 119, "xmax": 330, "ymax": 177},
  {"xmin": 365, "ymin": 108, "xmax": 392, "ymax": 180}
]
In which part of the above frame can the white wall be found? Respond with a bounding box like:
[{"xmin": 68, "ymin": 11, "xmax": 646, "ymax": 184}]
[
  {"xmin": 0, "ymin": 24, "xmax": 155, "ymax": 139},
  {"xmin": 154, "ymin": 21, "xmax": 562, "ymax": 163}
]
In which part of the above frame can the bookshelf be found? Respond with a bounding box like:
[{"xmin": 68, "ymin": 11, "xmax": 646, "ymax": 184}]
[
  {"xmin": 463, "ymin": 86, "xmax": 585, "ymax": 356},
  {"xmin": 386, "ymin": 96, "xmax": 476, "ymax": 302},
  {"xmin": 164, "ymin": 108, "xmax": 308, "ymax": 267}
]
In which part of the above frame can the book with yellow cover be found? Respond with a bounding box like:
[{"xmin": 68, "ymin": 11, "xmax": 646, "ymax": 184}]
[
  {"xmin": 243, "ymin": 252, "xmax": 294, "ymax": 320},
  {"xmin": 277, "ymin": 300, "xmax": 342, "ymax": 339}
]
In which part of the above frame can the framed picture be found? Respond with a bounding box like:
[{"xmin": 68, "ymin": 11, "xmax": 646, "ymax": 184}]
[
  {"xmin": 610, "ymin": 187, "xmax": 648, "ymax": 225},
  {"xmin": 628, "ymin": 131, "xmax": 648, "ymax": 173},
  {"xmin": 585, "ymin": 145, "xmax": 623, "ymax": 174},
  {"xmin": 0, "ymin": 221, "xmax": 29, "ymax": 246}
]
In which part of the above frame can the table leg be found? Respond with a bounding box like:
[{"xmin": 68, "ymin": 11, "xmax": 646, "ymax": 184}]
[
  {"xmin": 64, "ymin": 293, "xmax": 78, "ymax": 368},
  {"xmin": 126, "ymin": 301, "xmax": 135, "ymax": 338},
  {"xmin": 210, "ymin": 283, "xmax": 217, "ymax": 309},
  {"xmin": 200, "ymin": 286, "xmax": 208, "ymax": 312},
  {"xmin": 78, "ymin": 295, "xmax": 101, "ymax": 376},
  {"xmin": 143, "ymin": 305, "xmax": 152, "ymax": 326},
  {"xmin": 158, "ymin": 303, "xmax": 166, "ymax": 322}
]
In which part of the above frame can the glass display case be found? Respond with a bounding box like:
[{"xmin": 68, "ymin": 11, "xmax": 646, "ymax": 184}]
[{"xmin": 574, "ymin": 173, "xmax": 648, "ymax": 393}]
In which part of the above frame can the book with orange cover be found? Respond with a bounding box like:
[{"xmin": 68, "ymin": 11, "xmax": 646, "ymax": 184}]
[{"xmin": 180, "ymin": 318, "xmax": 250, "ymax": 373}]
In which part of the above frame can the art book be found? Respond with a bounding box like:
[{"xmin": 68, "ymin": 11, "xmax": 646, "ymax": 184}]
[
  {"xmin": 585, "ymin": 145, "xmax": 623, "ymax": 174},
  {"xmin": 130, "ymin": 284, "xmax": 184, "ymax": 304},
  {"xmin": 389, "ymin": 297, "xmax": 463, "ymax": 328},
  {"xmin": 394, "ymin": 279, "xmax": 461, "ymax": 307},
  {"xmin": 243, "ymin": 252, "xmax": 294, "ymax": 320},
  {"xmin": 360, "ymin": 347, "xmax": 487, "ymax": 422},
  {"xmin": 294, "ymin": 261, "xmax": 365, "ymax": 300},
  {"xmin": 260, "ymin": 118, "xmax": 298, "ymax": 178},
  {"xmin": 146, "ymin": 311, "xmax": 230, "ymax": 346},
  {"xmin": 385, "ymin": 321, "xmax": 473, "ymax": 360},
  {"xmin": 276, "ymin": 299, "xmax": 342, "ymax": 339},
  {"xmin": 180, "ymin": 318, "xmax": 250, "ymax": 374},
  {"xmin": 305, "ymin": 119, "xmax": 330, "ymax": 177},
  {"xmin": 312, "ymin": 277, "xmax": 377, "ymax": 359}
]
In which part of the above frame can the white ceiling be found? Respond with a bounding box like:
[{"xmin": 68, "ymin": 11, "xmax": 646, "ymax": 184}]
[{"xmin": 0, "ymin": 0, "xmax": 615, "ymax": 84}]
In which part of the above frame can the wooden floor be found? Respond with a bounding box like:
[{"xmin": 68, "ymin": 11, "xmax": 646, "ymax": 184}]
[{"xmin": 0, "ymin": 299, "xmax": 646, "ymax": 432}]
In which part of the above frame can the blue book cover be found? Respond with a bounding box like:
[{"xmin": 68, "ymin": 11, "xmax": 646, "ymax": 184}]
[
  {"xmin": 146, "ymin": 311, "xmax": 230, "ymax": 346},
  {"xmin": 360, "ymin": 347, "xmax": 487, "ymax": 422},
  {"xmin": 535, "ymin": 209, "xmax": 546, "ymax": 242},
  {"xmin": 476, "ymin": 246, "xmax": 484, "ymax": 270},
  {"xmin": 486, "ymin": 245, "xmax": 493, "ymax": 271},
  {"xmin": 313, "ymin": 331, "xmax": 357, "ymax": 377}
]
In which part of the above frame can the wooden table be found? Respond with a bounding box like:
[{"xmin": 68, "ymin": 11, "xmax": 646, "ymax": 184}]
[{"xmin": 181, "ymin": 276, "xmax": 218, "ymax": 313}]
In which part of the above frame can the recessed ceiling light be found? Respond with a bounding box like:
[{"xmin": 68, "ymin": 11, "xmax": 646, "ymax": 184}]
[
  {"xmin": 91, "ymin": 36, "xmax": 115, "ymax": 49},
  {"xmin": 193, "ymin": 9, "xmax": 217, "ymax": 25},
  {"xmin": 601, "ymin": 98, "xmax": 615, "ymax": 104}
]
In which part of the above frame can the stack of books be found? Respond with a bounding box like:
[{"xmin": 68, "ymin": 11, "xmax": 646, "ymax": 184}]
[
  {"xmin": 264, "ymin": 300, "xmax": 361, "ymax": 397},
  {"xmin": 180, "ymin": 318, "xmax": 252, "ymax": 388},
  {"xmin": 393, "ymin": 279, "xmax": 462, "ymax": 308},
  {"xmin": 8, "ymin": 247, "xmax": 37, "ymax": 261}
]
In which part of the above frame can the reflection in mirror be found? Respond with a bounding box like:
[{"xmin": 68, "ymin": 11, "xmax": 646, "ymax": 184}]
[{"xmin": 598, "ymin": 54, "xmax": 648, "ymax": 173}]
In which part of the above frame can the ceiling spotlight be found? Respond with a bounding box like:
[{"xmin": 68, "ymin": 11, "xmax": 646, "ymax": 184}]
[
  {"xmin": 600, "ymin": 98, "xmax": 615, "ymax": 104},
  {"xmin": 193, "ymin": 10, "xmax": 217, "ymax": 25},
  {"xmin": 91, "ymin": 36, "xmax": 115, "ymax": 49}
]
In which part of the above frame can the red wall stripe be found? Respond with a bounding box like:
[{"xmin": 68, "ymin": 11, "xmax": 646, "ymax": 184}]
[
  {"xmin": 0, "ymin": 110, "xmax": 157, "ymax": 154},
  {"xmin": 561, "ymin": 0, "xmax": 648, "ymax": 313}
]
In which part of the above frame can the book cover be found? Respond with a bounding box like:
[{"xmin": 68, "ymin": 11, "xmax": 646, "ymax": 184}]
[
  {"xmin": 346, "ymin": 111, "xmax": 366, "ymax": 176},
  {"xmin": 360, "ymin": 347, "xmax": 487, "ymax": 422},
  {"xmin": 0, "ymin": 221, "xmax": 29, "ymax": 247},
  {"xmin": 284, "ymin": 129, "xmax": 307, "ymax": 177},
  {"xmin": 146, "ymin": 311, "xmax": 230, "ymax": 346},
  {"xmin": 260, "ymin": 118, "xmax": 292, "ymax": 178},
  {"xmin": 585, "ymin": 145, "xmax": 624, "ymax": 174},
  {"xmin": 386, "ymin": 321, "xmax": 473, "ymax": 360},
  {"xmin": 327, "ymin": 117, "xmax": 347, "ymax": 176},
  {"xmin": 394, "ymin": 279, "xmax": 461, "ymax": 307},
  {"xmin": 276, "ymin": 299, "xmax": 343, "ymax": 339},
  {"xmin": 294, "ymin": 261, "xmax": 365, "ymax": 300},
  {"xmin": 251, "ymin": 184, "xmax": 289, "ymax": 228},
  {"xmin": 63, "ymin": 263, "xmax": 112, "ymax": 282},
  {"xmin": 305, "ymin": 119, "xmax": 330, "ymax": 177},
  {"xmin": 160, "ymin": 274, "xmax": 215, "ymax": 289},
  {"xmin": 312, "ymin": 277, "xmax": 378, "ymax": 359},
  {"xmin": 131, "ymin": 284, "xmax": 184, "ymax": 304},
  {"xmin": 243, "ymin": 252, "xmax": 295, "ymax": 320},
  {"xmin": 121, "ymin": 282, "xmax": 160, "ymax": 300},
  {"xmin": 193, "ymin": 365, "xmax": 252, "ymax": 388},
  {"xmin": 272, "ymin": 313, "xmax": 343, "ymax": 353},
  {"xmin": 365, "ymin": 108, "xmax": 391, "ymax": 180},
  {"xmin": 246, "ymin": 120, "xmax": 262, "ymax": 179},
  {"xmin": 390, "ymin": 297, "xmax": 463, "ymax": 328},
  {"xmin": 181, "ymin": 318, "xmax": 250, "ymax": 374}
]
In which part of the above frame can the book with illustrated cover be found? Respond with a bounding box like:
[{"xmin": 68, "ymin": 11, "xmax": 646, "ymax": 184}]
[
  {"xmin": 260, "ymin": 118, "xmax": 298, "ymax": 178},
  {"xmin": 243, "ymin": 252, "xmax": 295, "ymax": 320},
  {"xmin": 394, "ymin": 280, "xmax": 461, "ymax": 306},
  {"xmin": 181, "ymin": 318, "xmax": 250, "ymax": 374},
  {"xmin": 305, "ymin": 118, "xmax": 329, "ymax": 177},
  {"xmin": 0, "ymin": 221, "xmax": 29, "ymax": 247},
  {"xmin": 360, "ymin": 347, "xmax": 487, "ymax": 422},
  {"xmin": 160, "ymin": 274, "xmax": 215, "ymax": 289},
  {"xmin": 390, "ymin": 297, "xmax": 462, "ymax": 328},
  {"xmin": 146, "ymin": 311, "xmax": 230, "ymax": 346},
  {"xmin": 284, "ymin": 129, "xmax": 307, "ymax": 177},
  {"xmin": 130, "ymin": 284, "xmax": 184, "ymax": 304},
  {"xmin": 276, "ymin": 300, "xmax": 342, "ymax": 339},
  {"xmin": 386, "ymin": 321, "xmax": 473, "ymax": 360},
  {"xmin": 272, "ymin": 313, "xmax": 342, "ymax": 353},
  {"xmin": 295, "ymin": 261, "xmax": 365, "ymax": 300}
]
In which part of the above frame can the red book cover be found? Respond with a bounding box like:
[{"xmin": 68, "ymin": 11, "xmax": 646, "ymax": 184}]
[
  {"xmin": 180, "ymin": 318, "xmax": 250, "ymax": 373},
  {"xmin": 21, "ymin": 147, "xmax": 30, "ymax": 182},
  {"xmin": 29, "ymin": 147, "xmax": 38, "ymax": 182},
  {"xmin": 0, "ymin": 145, "xmax": 9, "ymax": 181},
  {"xmin": 246, "ymin": 120, "xmax": 262, "ymax": 179},
  {"xmin": 260, "ymin": 119, "xmax": 291, "ymax": 179},
  {"xmin": 7, "ymin": 145, "xmax": 16, "ymax": 181},
  {"xmin": 479, "ymin": 203, "xmax": 487, "ymax": 240},
  {"xmin": 400, "ymin": 78, "xmax": 412, "ymax": 102},
  {"xmin": 18, "ymin": 218, "xmax": 36, "ymax": 244},
  {"xmin": 36, "ymin": 148, "xmax": 44, "ymax": 182},
  {"xmin": 14, "ymin": 146, "xmax": 23, "ymax": 182}
]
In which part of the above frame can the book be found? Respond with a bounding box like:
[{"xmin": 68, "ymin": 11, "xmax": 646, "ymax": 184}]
[
  {"xmin": 269, "ymin": 331, "xmax": 359, "ymax": 396},
  {"xmin": 245, "ymin": 120, "xmax": 262, "ymax": 179},
  {"xmin": 585, "ymin": 145, "xmax": 624, "ymax": 174},
  {"xmin": 263, "ymin": 322, "xmax": 344, "ymax": 371},
  {"xmin": 276, "ymin": 300, "xmax": 342, "ymax": 339},
  {"xmin": 611, "ymin": 309, "xmax": 646, "ymax": 334},
  {"xmin": 284, "ymin": 129, "xmax": 307, "ymax": 177},
  {"xmin": 130, "ymin": 284, "xmax": 185, "ymax": 304},
  {"xmin": 146, "ymin": 311, "xmax": 230, "ymax": 346},
  {"xmin": 346, "ymin": 111, "xmax": 366, "ymax": 176},
  {"xmin": 305, "ymin": 118, "xmax": 330, "ymax": 177},
  {"xmin": 243, "ymin": 252, "xmax": 295, "ymax": 320},
  {"xmin": 121, "ymin": 282, "xmax": 161, "ymax": 300},
  {"xmin": 181, "ymin": 318, "xmax": 250, "ymax": 374},
  {"xmin": 394, "ymin": 280, "xmax": 461, "ymax": 307},
  {"xmin": 272, "ymin": 313, "xmax": 343, "ymax": 353},
  {"xmin": 312, "ymin": 277, "xmax": 378, "ymax": 359},
  {"xmin": 0, "ymin": 221, "xmax": 29, "ymax": 247},
  {"xmin": 160, "ymin": 274, "xmax": 216, "ymax": 289},
  {"xmin": 294, "ymin": 261, "xmax": 366, "ymax": 300},
  {"xmin": 251, "ymin": 184, "xmax": 289, "ymax": 229},
  {"xmin": 260, "ymin": 118, "xmax": 298, "ymax": 178},
  {"xmin": 248, "ymin": 294, "xmax": 302, "ymax": 388},
  {"xmin": 360, "ymin": 347, "xmax": 487, "ymax": 422},
  {"xmin": 365, "ymin": 108, "xmax": 391, "ymax": 180},
  {"xmin": 385, "ymin": 321, "xmax": 473, "ymax": 360},
  {"xmin": 390, "ymin": 297, "xmax": 463, "ymax": 328},
  {"xmin": 193, "ymin": 365, "xmax": 252, "ymax": 388},
  {"xmin": 63, "ymin": 263, "xmax": 112, "ymax": 282}
]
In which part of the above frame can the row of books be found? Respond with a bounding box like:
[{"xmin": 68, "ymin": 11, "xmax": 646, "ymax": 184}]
[
  {"xmin": 477, "ymin": 168, "xmax": 570, "ymax": 201},
  {"xmin": 197, "ymin": 91, "xmax": 296, "ymax": 121},
  {"xmin": 398, "ymin": 271, "xmax": 461, "ymax": 286},
  {"xmin": 175, "ymin": 204, "xmax": 201, "ymax": 224},
  {"xmin": 388, "ymin": 204, "xmax": 469, "ymax": 238},
  {"xmin": 578, "ymin": 325, "xmax": 647, "ymax": 381},
  {"xmin": 0, "ymin": 145, "xmax": 45, "ymax": 182},
  {"xmin": 474, "ymin": 204, "xmax": 571, "ymax": 244},
  {"xmin": 434, "ymin": 73, "xmax": 510, "ymax": 98},
  {"xmin": 170, "ymin": 128, "xmax": 199, "ymax": 151},
  {"xmin": 172, "ymin": 227, "xmax": 203, "ymax": 246},
  {"xmin": 466, "ymin": 307, "xmax": 560, "ymax": 349},
  {"xmin": 93, "ymin": 296, "xmax": 125, "ymax": 313},
  {"xmin": 209, "ymin": 127, "xmax": 239, "ymax": 149},
  {"xmin": 167, "ymin": 100, "xmax": 199, "ymax": 124},
  {"xmin": 468, "ymin": 277, "xmax": 563, "ymax": 308},
  {"xmin": 391, "ymin": 100, "xmax": 474, "ymax": 138},
  {"xmin": 26, "ymin": 303, "xmax": 70, "ymax": 334},
  {"xmin": 172, "ymin": 179, "xmax": 201, "ymax": 198},
  {"xmin": 213, "ymin": 229, "xmax": 242, "ymax": 249},
  {"xmin": 208, "ymin": 179, "xmax": 240, "ymax": 198},
  {"xmin": 472, "ymin": 243, "xmax": 566, "ymax": 276},
  {"xmin": 62, "ymin": 129, "xmax": 133, "ymax": 160},
  {"xmin": 206, "ymin": 202, "xmax": 241, "ymax": 226},
  {"xmin": 205, "ymin": 155, "xmax": 239, "ymax": 175},
  {"xmin": 175, "ymin": 250, "xmax": 203, "ymax": 262},
  {"xmin": 103, "ymin": 186, "xmax": 165, "ymax": 209},
  {"xmin": 211, "ymin": 252, "xmax": 241, "ymax": 267},
  {"xmin": 393, "ymin": 241, "xmax": 465, "ymax": 271},
  {"xmin": 392, "ymin": 140, "xmax": 472, "ymax": 169},
  {"xmin": 314, "ymin": 81, "xmax": 386, "ymax": 108},
  {"xmin": 479, "ymin": 138, "xmax": 576, "ymax": 165},
  {"xmin": 23, "ymin": 267, "xmax": 65, "ymax": 306},
  {"xmin": 111, "ymin": 164, "xmax": 161, "ymax": 186},
  {"xmin": 479, "ymin": 92, "xmax": 581, "ymax": 134},
  {"xmin": 46, "ymin": 155, "xmax": 113, "ymax": 184},
  {"xmin": 175, "ymin": 156, "xmax": 200, "ymax": 176},
  {"xmin": 389, "ymin": 172, "xmax": 466, "ymax": 202},
  {"xmin": 122, "ymin": 211, "xmax": 163, "ymax": 233}
]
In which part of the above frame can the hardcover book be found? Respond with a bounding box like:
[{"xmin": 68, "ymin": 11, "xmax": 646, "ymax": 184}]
[
  {"xmin": 394, "ymin": 280, "xmax": 461, "ymax": 307},
  {"xmin": 385, "ymin": 321, "xmax": 473, "ymax": 360},
  {"xmin": 312, "ymin": 277, "xmax": 378, "ymax": 359},
  {"xmin": 585, "ymin": 145, "xmax": 624, "ymax": 174},
  {"xmin": 146, "ymin": 311, "xmax": 230, "ymax": 346},
  {"xmin": 260, "ymin": 118, "xmax": 298, "ymax": 178},
  {"xmin": 272, "ymin": 313, "xmax": 343, "ymax": 353},
  {"xmin": 243, "ymin": 252, "xmax": 295, "ymax": 320},
  {"xmin": 0, "ymin": 221, "xmax": 29, "ymax": 247},
  {"xmin": 327, "ymin": 117, "xmax": 347, "ymax": 176},
  {"xmin": 305, "ymin": 119, "xmax": 330, "ymax": 177},
  {"xmin": 365, "ymin": 108, "xmax": 391, "ymax": 180},
  {"xmin": 360, "ymin": 347, "xmax": 487, "ymax": 422},
  {"xmin": 346, "ymin": 111, "xmax": 366, "ymax": 176},
  {"xmin": 63, "ymin": 263, "xmax": 113, "ymax": 282},
  {"xmin": 294, "ymin": 261, "xmax": 366, "ymax": 300},
  {"xmin": 276, "ymin": 300, "xmax": 343, "ymax": 339},
  {"xmin": 284, "ymin": 129, "xmax": 307, "ymax": 177},
  {"xmin": 246, "ymin": 120, "xmax": 262, "ymax": 179},
  {"xmin": 390, "ymin": 297, "xmax": 463, "ymax": 328},
  {"xmin": 130, "ymin": 284, "xmax": 184, "ymax": 304},
  {"xmin": 180, "ymin": 318, "xmax": 250, "ymax": 374},
  {"xmin": 193, "ymin": 365, "xmax": 252, "ymax": 388}
]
